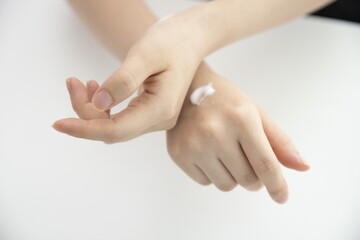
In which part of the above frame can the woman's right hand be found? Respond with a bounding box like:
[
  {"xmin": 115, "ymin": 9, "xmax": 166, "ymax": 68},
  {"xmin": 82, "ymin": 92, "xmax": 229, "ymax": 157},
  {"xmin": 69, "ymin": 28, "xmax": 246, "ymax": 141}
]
[{"xmin": 53, "ymin": 15, "xmax": 207, "ymax": 143}]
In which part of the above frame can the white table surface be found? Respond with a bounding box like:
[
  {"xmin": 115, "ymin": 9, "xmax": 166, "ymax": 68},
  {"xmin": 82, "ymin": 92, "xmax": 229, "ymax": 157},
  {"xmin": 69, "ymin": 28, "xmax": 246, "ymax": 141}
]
[{"xmin": 1, "ymin": 1, "xmax": 360, "ymax": 240}]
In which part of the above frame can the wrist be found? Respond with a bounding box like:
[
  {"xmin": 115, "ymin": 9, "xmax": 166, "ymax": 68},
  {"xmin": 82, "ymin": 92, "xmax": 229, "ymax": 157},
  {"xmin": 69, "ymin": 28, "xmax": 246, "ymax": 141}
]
[
  {"xmin": 170, "ymin": 1, "xmax": 233, "ymax": 59},
  {"xmin": 165, "ymin": 1, "xmax": 223, "ymax": 60}
]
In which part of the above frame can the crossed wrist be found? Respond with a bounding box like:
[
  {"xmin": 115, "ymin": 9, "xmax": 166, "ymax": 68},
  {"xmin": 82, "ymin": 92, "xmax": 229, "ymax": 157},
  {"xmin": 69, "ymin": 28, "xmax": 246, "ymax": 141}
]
[{"xmin": 168, "ymin": 1, "xmax": 224, "ymax": 60}]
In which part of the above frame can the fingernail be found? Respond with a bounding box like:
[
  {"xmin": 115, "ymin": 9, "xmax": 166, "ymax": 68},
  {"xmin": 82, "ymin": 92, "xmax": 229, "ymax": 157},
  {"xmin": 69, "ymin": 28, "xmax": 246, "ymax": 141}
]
[
  {"xmin": 66, "ymin": 78, "xmax": 72, "ymax": 92},
  {"xmin": 93, "ymin": 89, "xmax": 113, "ymax": 110}
]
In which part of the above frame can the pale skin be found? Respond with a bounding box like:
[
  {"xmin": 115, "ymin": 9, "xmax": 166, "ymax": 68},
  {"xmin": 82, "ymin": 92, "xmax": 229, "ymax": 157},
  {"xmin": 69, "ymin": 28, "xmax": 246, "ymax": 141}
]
[{"xmin": 53, "ymin": 0, "xmax": 333, "ymax": 203}]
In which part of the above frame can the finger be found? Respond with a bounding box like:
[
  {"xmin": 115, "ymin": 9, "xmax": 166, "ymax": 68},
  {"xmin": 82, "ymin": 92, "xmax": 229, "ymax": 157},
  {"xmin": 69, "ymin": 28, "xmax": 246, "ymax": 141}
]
[
  {"xmin": 67, "ymin": 77, "xmax": 88, "ymax": 104},
  {"xmin": 258, "ymin": 106, "xmax": 310, "ymax": 171},
  {"xmin": 193, "ymin": 164, "xmax": 211, "ymax": 185},
  {"xmin": 176, "ymin": 163, "xmax": 211, "ymax": 186},
  {"xmin": 86, "ymin": 80, "xmax": 99, "ymax": 101},
  {"xmin": 53, "ymin": 94, "xmax": 161, "ymax": 143},
  {"xmin": 87, "ymin": 80, "xmax": 111, "ymax": 116},
  {"xmin": 196, "ymin": 157, "xmax": 237, "ymax": 192},
  {"xmin": 217, "ymin": 141, "xmax": 263, "ymax": 191},
  {"xmin": 92, "ymin": 47, "xmax": 162, "ymax": 111},
  {"xmin": 236, "ymin": 109, "xmax": 288, "ymax": 204},
  {"xmin": 66, "ymin": 78, "xmax": 108, "ymax": 120},
  {"xmin": 52, "ymin": 118, "xmax": 117, "ymax": 143}
]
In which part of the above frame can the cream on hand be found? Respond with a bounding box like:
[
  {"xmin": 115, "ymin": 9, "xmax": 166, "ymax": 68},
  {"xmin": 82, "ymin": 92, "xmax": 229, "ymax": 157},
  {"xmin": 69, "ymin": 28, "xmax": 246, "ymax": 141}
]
[{"xmin": 190, "ymin": 83, "xmax": 215, "ymax": 105}]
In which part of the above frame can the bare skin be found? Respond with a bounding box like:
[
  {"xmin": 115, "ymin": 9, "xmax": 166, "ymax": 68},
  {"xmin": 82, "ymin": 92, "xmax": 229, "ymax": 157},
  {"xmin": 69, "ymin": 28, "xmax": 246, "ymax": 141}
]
[
  {"xmin": 167, "ymin": 63, "xmax": 310, "ymax": 203},
  {"xmin": 62, "ymin": 62, "xmax": 310, "ymax": 204},
  {"xmin": 52, "ymin": 0, "xmax": 331, "ymax": 203}
]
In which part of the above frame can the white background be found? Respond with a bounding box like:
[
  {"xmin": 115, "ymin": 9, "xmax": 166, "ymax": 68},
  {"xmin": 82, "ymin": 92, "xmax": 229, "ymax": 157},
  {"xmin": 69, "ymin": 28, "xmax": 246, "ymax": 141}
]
[{"xmin": 1, "ymin": 0, "xmax": 360, "ymax": 239}]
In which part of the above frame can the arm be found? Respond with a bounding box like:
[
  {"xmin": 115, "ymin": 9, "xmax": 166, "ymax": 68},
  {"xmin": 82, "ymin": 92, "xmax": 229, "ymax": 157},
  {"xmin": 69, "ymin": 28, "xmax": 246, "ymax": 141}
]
[
  {"xmin": 67, "ymin": 0, "xmax": 157, "ymax": 60},
  {"xmin": 68, "ymin": 0, "xmax": 334, "ymax": 61},
  {"xmin": 64, "ymin": 0, "xmax": 334, "ymax": 118},
  {"xmin": 55, "ymin": 0, "xmax": 311, "ymax": 204},
  {"xmin": 173, "ymin": 0, "xmax": 335, "ymax": 58},
  {"xmin": 62, "ymin": 62, "xmax": 310, "ymax": 204}
]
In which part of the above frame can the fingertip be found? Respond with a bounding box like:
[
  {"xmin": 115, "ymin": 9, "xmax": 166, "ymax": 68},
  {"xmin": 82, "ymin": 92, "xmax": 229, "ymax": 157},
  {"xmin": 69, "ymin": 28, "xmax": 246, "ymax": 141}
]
[
  {"xmin": 293, "ymin": 155, "xmax": 311, "ymax": 172},
  {"xmin": 276, "ymin": 194, "xmax": 289, "ymax": 204},
  {"xmin": 70, "ymin": 77, "xmax": 86, "ymax": 88},
  {"xmin": 66, "ymin": 77, "xmax": 87, "ymax": 99},
  {"xmin": 272, "ymin": 189, "xmax": 289, "ymax": 204},
  {"xmin": 92, "ymin": 89, "xmax": 114, "ymax": 111},
  {"xmin": 86, "ymin": 80, "xmax": 96, "ymax": 89},
  {"xmin": 66, "ymin": 78, "xmax": 71, "ymax": 92},
  {"xmin": 297, "ymin": 163, "xmax": 311, "ymax": 172},
  {"xmin": 52, "ymin": 118, "xmax": 81, "ymax": 134},
  {"xmin": 86, "ymin": 80, "xmax": 100, "ymax": 100},
  {"xmin": 268, "ymin": 180, "xmax": 289, "ymax": 204},
  {"xmin": 299, "ymin": 155, "xmax": 311, "ymax": 170},
  {"xmin": 52, "ymin": 120, "xmax": 66, "ymax": 133},
  {"xmin": 277, "ymin": 151, "xmax": 312, "ymax": 172},
  {"xmin": 66, "ymin": 76, "xmax": 78, "ymax": 83},
  {"xmin": 286, "ymin": 161, "xmax": 311, "ymax": 172},
  {"xmin": 87, "ymin": 79, "xmax": 99, "ymax": 87}
]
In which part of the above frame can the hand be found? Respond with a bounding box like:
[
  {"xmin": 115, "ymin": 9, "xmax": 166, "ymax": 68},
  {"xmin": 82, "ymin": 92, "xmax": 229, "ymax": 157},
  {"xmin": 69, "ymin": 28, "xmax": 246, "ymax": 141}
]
[
  {"xmin": 166, "ymin": 64, "xmax": 310, "ymax": 204},
  {"xmin": 53, "ymin": 16, "xmax": 205, "ymax": 143}
]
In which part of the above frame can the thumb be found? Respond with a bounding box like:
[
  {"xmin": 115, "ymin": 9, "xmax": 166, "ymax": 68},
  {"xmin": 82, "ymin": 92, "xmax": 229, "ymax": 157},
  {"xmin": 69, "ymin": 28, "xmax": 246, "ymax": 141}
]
[
  {"xmin": 258, "ymin": 106, "xmax": 311, "ymax": 172},
  {"xmin": 92, "ymin": 50, "xmax": 158, "ymax": 111}
]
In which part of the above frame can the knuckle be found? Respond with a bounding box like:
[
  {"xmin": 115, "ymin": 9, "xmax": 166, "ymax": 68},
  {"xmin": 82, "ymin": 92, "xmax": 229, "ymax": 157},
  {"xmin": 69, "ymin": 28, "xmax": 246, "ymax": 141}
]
[
  {"xmin": 168, "ymin": 140, "xmax": 200, "ymax": 162},
  {"xmin": 201, "ymin": 120, "xmax": 218, "ymax": 133},
  {"xmin": 274, "ymin": 133, "xmax": 293, "ymax": 152},
  {"xmin": 168, "ymin": 131, "xmax": 201, "ymax": 157},
  {"xmin": 70, "ymin": 103, "xmax": 86, "ymax": 119},
  {"xmin": 256, "ymin": 157, "xmax": 277, "ymax": 176},
  {"xmin": 197, "ymin": 178, "xmax": 211, "ymax": 186},
  {"xmin": 237, "ymin": 174, "xmax": 259, "ymax": 188},
  {"xmin": 232, "ymin": 105, "xmax": 259, "ymax": 126},
  {"xmin": 185, "ymin": 138, "xmax": 203, "ymax": 156},
  {"xmin": 216, "ymin": 181, "xmax": 237, "ymax": 192},
  {"xmin": 114, "ymin": 68, "xmax": 137, "ymax": 94},
  {"xmin": 198, "ymin": 116, "xmax": 221, "ymax": 137}
]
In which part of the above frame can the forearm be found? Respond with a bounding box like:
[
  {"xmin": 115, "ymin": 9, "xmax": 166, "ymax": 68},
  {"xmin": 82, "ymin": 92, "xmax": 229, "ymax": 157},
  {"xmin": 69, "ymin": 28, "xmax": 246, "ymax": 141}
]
[
  {"xmin": 173, "ymin": 0, "xmax": 335, "ymax": 58},
  {"xmin": 67, "ymin": 0, "xmax": 214, "ymax": 85},
  {"xmin": 67, "ymin": 0, "xmax": 157, "ymax": 60}
]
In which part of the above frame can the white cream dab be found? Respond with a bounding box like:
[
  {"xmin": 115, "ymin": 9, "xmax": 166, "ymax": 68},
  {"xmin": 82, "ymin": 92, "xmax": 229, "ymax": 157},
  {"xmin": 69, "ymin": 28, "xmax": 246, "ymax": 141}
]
[{"xmin": 190, "ymin": 83, "xmax": 216, "ymax": 105}]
